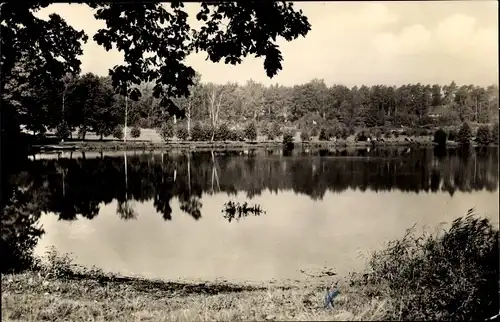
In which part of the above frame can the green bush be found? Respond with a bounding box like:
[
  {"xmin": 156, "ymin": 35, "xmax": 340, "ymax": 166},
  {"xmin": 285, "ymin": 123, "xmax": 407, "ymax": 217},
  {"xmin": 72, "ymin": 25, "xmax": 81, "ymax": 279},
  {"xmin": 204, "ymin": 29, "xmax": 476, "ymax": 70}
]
[
  {"xmin": 491, "ymin": 123, "xmax": 499, "ymax": 143},
  {"xmin": 384, "ymin": 131, "xmax": 392, "ymax": 139},
  {"xmin": 350, "ymin": 212, "xmax": 499, "ymax": 321},
  {"xmin": 113, "ymin": 125, "xmax": 124, "ymax": 140},
  {"xmin": 244, "ymin": 122, "xmax": 258, "ymax": 141},
  {"xmin": 310, "ymin": 127, "xmax": 318, "ymax": 137},
  {"xmin": 215, "ymin": 123, "xmax": 231, "ymax": 141},
  {"xmin": 394, "ymin": 131, "xmax": 400, "ymax": 138},
  {"xmin": 55, "ymin": 122, "xmax": 70, "ymax": 140},
  {"xmin": 433, "ymin": 128, "xmax": 447, "ymax": 147},
  {"xmin": 176, "ymin": 126, "xmax": 189, "ymax": 140},
  {"xmin": 158, "ymin": 121, "xmax": 175, "ymax": 141},
  {"xmin": 130, "ymin": 126, "xmax": 141, "ymax": 139},
  {"xmin": 457, "ymin": 122, "xmax": 473, "ymax": 145},
  {"xmin": 475, "ymin": 125, "xmax": 491, "ymax": 146},
  {"xmin": 300, "ymin": 130, "xmax": 310, "ymax": 142}
]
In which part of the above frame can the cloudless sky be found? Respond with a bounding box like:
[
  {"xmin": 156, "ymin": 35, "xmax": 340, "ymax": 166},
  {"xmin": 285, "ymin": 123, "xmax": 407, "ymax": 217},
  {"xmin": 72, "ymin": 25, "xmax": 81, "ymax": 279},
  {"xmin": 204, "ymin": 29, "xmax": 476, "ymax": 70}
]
[{"xmin": 36, "ymin": 1, "xmax": 498, "ymax": 87}]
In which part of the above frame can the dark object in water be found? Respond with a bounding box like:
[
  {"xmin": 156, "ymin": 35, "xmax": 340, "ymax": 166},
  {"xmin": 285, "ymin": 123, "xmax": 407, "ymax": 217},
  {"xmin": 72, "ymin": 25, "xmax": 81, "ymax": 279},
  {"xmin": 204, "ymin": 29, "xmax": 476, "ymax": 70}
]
[
  {"xmin": 324, "ymin": 282, "xmax": 340, "ymax": 309},
  {"xmin": 221, "ymin": 201, "xmax": 266, "ymax": 223},
  {"xmin": 222, "ymin": 201, "xmax": 265, "ymax": 222}
]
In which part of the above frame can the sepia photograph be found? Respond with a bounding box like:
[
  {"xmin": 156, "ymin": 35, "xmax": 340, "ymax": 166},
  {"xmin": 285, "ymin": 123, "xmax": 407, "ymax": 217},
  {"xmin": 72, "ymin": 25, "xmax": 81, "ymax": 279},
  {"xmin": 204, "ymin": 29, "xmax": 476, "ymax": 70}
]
[{"xmin": 1, "ymin": 1, "xmax": 499, "ymax": 321}]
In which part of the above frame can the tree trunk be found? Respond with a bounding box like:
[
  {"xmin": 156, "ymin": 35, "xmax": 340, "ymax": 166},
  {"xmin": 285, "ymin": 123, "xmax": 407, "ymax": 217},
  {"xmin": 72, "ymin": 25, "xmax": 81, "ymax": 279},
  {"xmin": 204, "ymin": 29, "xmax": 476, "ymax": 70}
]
[
  {"xmin": 124, "ymin": 95, "xmax": 128, "ymax": 143},
  {"xmin": 100, "ymin": 133, "xmax": 103, "ymax": 141},
  {"xmin": 475, "ymin": 97, "xmax": 478, "ymax": 122},
  {"xmin": 187, "ymin": 153, "xmax": 191, "ymax": 194},
  {"xmin": 187, "ymin": 104, "xmax": 191, "ymax": 137}
]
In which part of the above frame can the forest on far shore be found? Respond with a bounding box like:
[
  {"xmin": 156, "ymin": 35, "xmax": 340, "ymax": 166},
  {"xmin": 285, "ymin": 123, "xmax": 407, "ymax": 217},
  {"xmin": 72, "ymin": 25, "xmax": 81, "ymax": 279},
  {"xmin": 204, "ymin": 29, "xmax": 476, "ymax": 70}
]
[{"xmin": 9, "ymin": 67, "xmax": 499, "ymax": 144}]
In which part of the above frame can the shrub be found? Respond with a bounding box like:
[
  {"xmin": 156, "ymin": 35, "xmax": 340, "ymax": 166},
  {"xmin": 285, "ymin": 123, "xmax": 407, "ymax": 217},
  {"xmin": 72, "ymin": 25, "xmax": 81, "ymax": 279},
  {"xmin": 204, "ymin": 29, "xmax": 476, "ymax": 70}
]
[
  {"xmin": 373, "ymin": 128, "xmax": 383, "ymax": 140},
  {"xmin": 318, "ymin": 128, "xmax": 328, "ymax": 141},
  {"xmin": 2, "ymin": 193, "xmax": 44, "ymax": 273},
  {"xmin": 113, "ymin": 125, "xmax": 124, "ymax": 140},
  {"xmin": 333, "ymin": 124, "xmax": 345, "ymax": 139},
  {"xmin": 176, "ymin": 126, "xmax": 189, "ymax": 140},
  {"xmin": 310, "ymin": 127, "xmax": 318, "ymax": 137},
  {"xmin": 266, "ymin": 122, "xmax": 281, "ymax": 140},
  {"xmin": 228, "ymin": 128, "xmax": 245, "ymax": 141},
  {"xmin": 300, "ymin": 130, "xmax": 310, "ymax": 142},
  {"xmin": 384, "ymin": 131, "xmax": 392, "ymax": 139},
  {"xmin": 94, "ymin": 124, "xmax": 112, "ymax": 140},
  {"xmin": 448, "ymin": 129, "xmax": 457, "ymax": 141},
  {"xmin": 433, "ymin": 128, "xmax": 447, "ymax": 147},
  {"xmin": 244, "ymin": 122, "xmax": 258, "ymax": 141},
  {"xmin": 283, "ymin": 131, "xmax": 294, "ymax": 149},
  {"xmin": 475, "ymin": 125, "xmax": 491, "ymax": 146},
  {"xmin": 405, "ymin": 128, "xmax": 416, "ymax": 137},
  {"xmin": 191, "ymin": 123, "xmax": 211, "ymax": 141},
  {"xmin": 491, "ymin": 122, "xmax": 499, "ymax": 143},
  {"xmin": 130, "ymin": 126, "xmax": 141, "ymax": 139},
  {"xmin": 340, "ymin": 127, "xmax": 349, "ymax": 140},
  {"xmin": 137, "ymin": 118, "xmax": 149, "ymax": 128},
  {"xmin": 158, "ymin": 121, "xmax": 175, "ymax": 141},
  {"xmin": 355, "ymin": 131, "xmax": 369, "ymax": 142},
  {"xmin": 215, "ymin": 123, "xmax": 231, "ymax": 141},
  {"xmin": 457, "ymin": 122, "xmax": 472, "ymax": 145},
  {"xmin": 393, "ymin": 131, "xmax": 400, "ymax": 138},
  {"xmin": 55, "ymin": 122, "xmax": 70, "ymax": 140},
  {"xmin": 350, "ymin": 212, "xmax": 499, "ymax": 321}
]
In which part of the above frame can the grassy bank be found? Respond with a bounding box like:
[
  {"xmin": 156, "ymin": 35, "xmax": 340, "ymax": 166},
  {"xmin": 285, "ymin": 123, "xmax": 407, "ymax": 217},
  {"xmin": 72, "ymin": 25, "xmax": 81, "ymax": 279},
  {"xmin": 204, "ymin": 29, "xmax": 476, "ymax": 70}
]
[
  {"xmin": 1, "ymin": 271, "xmax": 382, "ymax": 321},
  {"xmin": 2, "ymin": 213, "xmax": 498, "ymax": 321}
]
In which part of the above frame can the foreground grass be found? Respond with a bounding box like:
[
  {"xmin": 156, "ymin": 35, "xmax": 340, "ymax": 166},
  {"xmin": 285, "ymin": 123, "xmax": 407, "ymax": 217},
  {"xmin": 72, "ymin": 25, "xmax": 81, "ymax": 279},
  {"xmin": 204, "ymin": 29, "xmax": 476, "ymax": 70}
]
[
  {"xmin": 1, "ymin": 270, "xmax": 388, "ymax": 321},
  {"xmin": 2, "ymin": 212, "xmax": 498, "ymax": 321}
]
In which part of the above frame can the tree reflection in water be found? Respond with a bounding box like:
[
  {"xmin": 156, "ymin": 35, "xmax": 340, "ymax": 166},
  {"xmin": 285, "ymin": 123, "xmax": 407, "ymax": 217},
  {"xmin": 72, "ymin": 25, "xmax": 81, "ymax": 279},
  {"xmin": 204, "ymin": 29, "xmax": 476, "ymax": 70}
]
[{"xmin": 1, "ymin": 147, "xmax": 498, "ymax": 272}]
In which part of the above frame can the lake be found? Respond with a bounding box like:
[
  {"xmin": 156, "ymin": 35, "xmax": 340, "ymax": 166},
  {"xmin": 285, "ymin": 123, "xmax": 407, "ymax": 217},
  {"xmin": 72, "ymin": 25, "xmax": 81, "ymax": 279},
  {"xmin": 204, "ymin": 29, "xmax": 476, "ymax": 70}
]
[{"xmin": 13, "ymin": 147, "xmax": 499, "ymax": 282}]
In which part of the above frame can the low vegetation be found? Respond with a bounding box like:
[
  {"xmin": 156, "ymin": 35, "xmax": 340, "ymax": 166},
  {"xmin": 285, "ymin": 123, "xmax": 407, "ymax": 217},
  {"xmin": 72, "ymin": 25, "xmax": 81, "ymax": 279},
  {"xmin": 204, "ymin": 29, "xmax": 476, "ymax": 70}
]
[
  {"xmin": 130, "ymin": 126, "xmax": 141, "ymax": 139},
  {"xmin": 58, "ymin": 121, "xmax": 497, "ymax": 150},
  {"xmin": 112, "ymin": 125, "xmax": 123, "ymax": 140},
  {"xmin": 349, "ymin": 211, "xmax": 499, "ymax": 321},
  {"xmin": 2, "ymin": 211, "xmax": 497, "ymax": 321}
]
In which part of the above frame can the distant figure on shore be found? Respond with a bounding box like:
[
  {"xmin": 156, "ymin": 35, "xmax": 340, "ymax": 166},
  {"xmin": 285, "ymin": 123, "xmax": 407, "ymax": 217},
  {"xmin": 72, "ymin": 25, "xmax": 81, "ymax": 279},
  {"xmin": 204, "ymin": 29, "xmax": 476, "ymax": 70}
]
[{"xmin": 324, "ymin": 282, "xmax": 340, "ymax": 309}]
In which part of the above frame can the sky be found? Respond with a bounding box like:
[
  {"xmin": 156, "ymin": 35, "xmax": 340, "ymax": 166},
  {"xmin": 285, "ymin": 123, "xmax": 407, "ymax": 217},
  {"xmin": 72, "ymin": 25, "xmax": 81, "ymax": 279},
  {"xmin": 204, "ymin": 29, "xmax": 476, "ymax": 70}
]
[{"xmin": 36, "ymin": 1, "xmax": 498, "ymax": 87}]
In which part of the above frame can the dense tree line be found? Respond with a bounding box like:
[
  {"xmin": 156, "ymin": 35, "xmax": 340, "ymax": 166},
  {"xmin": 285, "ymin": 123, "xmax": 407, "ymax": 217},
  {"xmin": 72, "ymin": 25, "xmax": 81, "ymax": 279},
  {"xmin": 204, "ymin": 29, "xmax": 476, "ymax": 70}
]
[{"xmin": 13, "ymin": 70, "xmax": 500, "ymax": 143}]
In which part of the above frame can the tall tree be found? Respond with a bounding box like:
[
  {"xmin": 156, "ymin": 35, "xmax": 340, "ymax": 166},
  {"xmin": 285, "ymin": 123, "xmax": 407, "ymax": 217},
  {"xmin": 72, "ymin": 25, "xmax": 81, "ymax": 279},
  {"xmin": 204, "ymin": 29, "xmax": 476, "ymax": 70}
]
[{"xmin": 431, "ymin": 84, "xmax": 442, "ymax": 107}]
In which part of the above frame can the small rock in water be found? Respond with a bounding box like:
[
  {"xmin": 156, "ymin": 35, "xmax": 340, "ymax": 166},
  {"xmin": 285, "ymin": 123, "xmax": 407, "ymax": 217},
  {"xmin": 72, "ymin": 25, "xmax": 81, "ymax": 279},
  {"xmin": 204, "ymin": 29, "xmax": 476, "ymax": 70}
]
[{"xmin": 265, "ymin": 314, "xmax": 275, "ymax": 320}]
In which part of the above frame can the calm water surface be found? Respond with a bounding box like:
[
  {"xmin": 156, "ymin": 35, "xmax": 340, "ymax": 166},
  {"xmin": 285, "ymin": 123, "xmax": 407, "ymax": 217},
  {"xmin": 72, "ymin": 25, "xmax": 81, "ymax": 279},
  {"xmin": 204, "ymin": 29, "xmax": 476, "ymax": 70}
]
[{"xmin": 23, "ymin": 147, "xmax": 499, "ymax": 282}]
